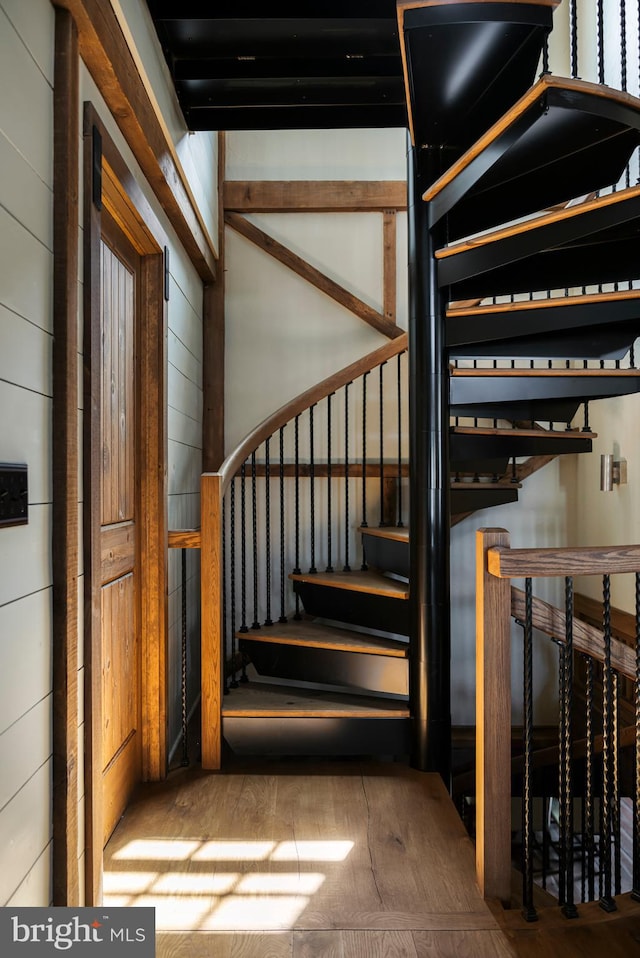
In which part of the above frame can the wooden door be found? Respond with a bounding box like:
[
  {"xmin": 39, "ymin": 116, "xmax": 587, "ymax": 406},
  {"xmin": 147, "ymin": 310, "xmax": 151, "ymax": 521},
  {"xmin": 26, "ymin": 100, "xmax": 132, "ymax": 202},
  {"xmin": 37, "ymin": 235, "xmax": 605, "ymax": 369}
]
[{"xmin": 99, "ymin": 213, "xmax": 142, "ymax": 844}]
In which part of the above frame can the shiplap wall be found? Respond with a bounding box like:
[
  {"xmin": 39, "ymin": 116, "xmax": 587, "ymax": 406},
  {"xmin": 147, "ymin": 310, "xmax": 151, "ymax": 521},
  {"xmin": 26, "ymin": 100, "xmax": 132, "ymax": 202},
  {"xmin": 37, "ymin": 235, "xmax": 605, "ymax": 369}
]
[
  {"xmin": 0, "ymin": 0, "xmax": 210, "ymax": 904},
  {"xmin": 0, "ymin": 0, "xmax": 55, "ymax": 906}
]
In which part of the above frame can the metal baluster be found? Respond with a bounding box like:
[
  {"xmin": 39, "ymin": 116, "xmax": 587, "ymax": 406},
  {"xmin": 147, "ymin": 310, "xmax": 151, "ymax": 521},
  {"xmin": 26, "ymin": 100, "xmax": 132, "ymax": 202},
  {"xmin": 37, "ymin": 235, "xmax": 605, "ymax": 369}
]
[
  {"xmin": 344, "ymin": 381, "xmax": 351, "ymax": 572},
  {"xmin": 181, "ymin": 546, "xmax": 189, "ymax": 766},
  {"xmin": 613, "ymin": 670, "xmax": 621, "ymax": 896},
  {"xmin": 229, "ymin": 482, "xmax": 237, "ymax": 690},
  {"xmin": 600, "ymin": 574, "xmax": 616, "ymax": 911},
  {"xmin": 362, "ymin": 372, "xmax": 368, "ymax": 530},
  {"xmin": 294, "ymin": 415, "xmax": 301, "ymax": 618},
  {"xmin": 279, "ymin": 426, "xmax": 287, "ymax": 623},
  {"xmin": 309, "ymin": 404, "xmax": 316, "ymax": 574},
  {"xmin": 570, "ymin": 0, "xmax": 578, "ymax": 78},
  {"xmin": 542, "ymin": 34, "xmax": 550, "ymax": 74},
  {"xmin": 583, "ymin": 401, "xmax": 590, "ymax": 433},
  {"xmin": 251, "ymin": 451, "xmax": 260, "ymax": 630},
  {"xmin": 522, "ymin": 577, "xmax": 537, "ymax": 921},
  {"xmin": 562, "ymin": 577, "xmax": 578, "ymax": 917},
  {"xmin": 264, "ymin": 437, "xmax": 273, "ymax": 626},
  {"xmin": 633, "ymin": 572, "xmax": 640, "ymax": 900},
  {"xmin": 597, "ymin": 0, "xmax": 605, "ymax": 84},
  {"xmin": 621, "ymin": 0, "xmax": 628, "ymax": 91},
  {"xmin": 558, "ymin": 637, "xmax": 567, "ymax": 908},
  {"xmin": 240, "ymin": 463, "xmax": 248, "ymax": 638},
  {"xmin": 327, "ymin": 394, "xmax": 334, "ymax": 573},
  {"xmin": 585, "ymin": 654, "xmax": 596, "ymax": 902},
  {"xmin": 397, "ymin": 352, "xmax": 404, "ymax": 527},
  {"xmin": 379, "ymin": 361, "xmax": 386, "ymax": 527}
]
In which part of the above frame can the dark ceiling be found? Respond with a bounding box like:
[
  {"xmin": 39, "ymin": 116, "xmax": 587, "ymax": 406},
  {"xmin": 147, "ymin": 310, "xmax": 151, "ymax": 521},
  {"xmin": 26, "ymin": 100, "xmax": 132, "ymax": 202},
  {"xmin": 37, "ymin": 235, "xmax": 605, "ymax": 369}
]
[{"xmin": 145, "ymin": 1, "xmax": 408, "ymax": 131}]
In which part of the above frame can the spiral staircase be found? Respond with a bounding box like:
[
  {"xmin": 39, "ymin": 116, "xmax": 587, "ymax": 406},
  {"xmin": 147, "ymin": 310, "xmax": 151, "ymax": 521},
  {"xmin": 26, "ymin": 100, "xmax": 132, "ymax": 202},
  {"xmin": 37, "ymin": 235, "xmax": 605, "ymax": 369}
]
[{"xmin": 191, "ymin": 1, "xmax": 640, "ymax": 766}]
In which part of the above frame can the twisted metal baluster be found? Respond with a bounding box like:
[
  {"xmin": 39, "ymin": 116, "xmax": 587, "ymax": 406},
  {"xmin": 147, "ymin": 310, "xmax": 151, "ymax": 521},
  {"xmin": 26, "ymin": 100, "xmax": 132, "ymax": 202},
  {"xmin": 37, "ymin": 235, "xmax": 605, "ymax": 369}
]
[
  {"xmin": 279, "ymin": 426, "xmax": 287, "ymax": 623},
  {"xmin": 309, "ymin": 404, "xmax": 317, "ymax": 574},
  {"xmin": 613, "ymin": 670, "xmax": 621, "ymax": 896},
  {"xmin": 558, "ymin": 636, "xmax": 567, "ymax": 908},
  {"xmin": 379, "ymin": 361, "xmax": 386, "ymax": 527},
  {"xmin": 344, "ymin": 381, "xmax": 351, "ymax": 572},
  {"xmin": 264, "ymin": 437, "xmax": 273, "ymax": 627},
  {"xmin": 633, "ymin": 572, "xmax": 640, "ymax": 900},
  {"xmin": 181, "ymin": 546, "xmax": 189, "ymax": 766},
  {"xmin": 327, "ymin": 393, "xmax": 334, "ymax": 573},
  {"xmin": 585, "ymin": 653, "xmax": 596, "ymax": 902},
  {"xmin": 600, "ymin": 574, "xmax": 616, "ymax": 912},
  {"xmin": 229, "ymin": 481, "xmax": 237, "ymax": 690},
  {"xmin": 251, "ymin": 451, "xmax": 260, "ymax": 630},
  {"xmin": 240, "ymin": 463, "xmax": 248, "ymax": 637},
  {"xmin": 362, "ymin": 372, "xmax": 368, "ymax": 530},
  {"xmin": 221, "ymin": 504, "xmax": 226, "ymax": 694},
  {"xmin": 522, "ymin": 577, "xmax": 537, "ymax": 921},
  {"xmin": 562, "ymin": 577, "xmax": 578, "ymax": 918},
  {"xmin": 597, "ymin": 0, "xmax": 605, "ymax": 84},
  {"xmin": 294, "ymin": 415, "xmax": 301, "ymax": 618},
  {"xmin": 570, "ymin": 0, "xmax": 578, "ymax": 78}
]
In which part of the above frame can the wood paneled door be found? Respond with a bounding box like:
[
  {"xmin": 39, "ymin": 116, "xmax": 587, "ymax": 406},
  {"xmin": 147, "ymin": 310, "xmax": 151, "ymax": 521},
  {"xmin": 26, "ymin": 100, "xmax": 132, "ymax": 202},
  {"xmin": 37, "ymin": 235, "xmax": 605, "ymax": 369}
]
[{"xmin": 99, "ymin": 214, "xmax": 142, "ymax": 845}]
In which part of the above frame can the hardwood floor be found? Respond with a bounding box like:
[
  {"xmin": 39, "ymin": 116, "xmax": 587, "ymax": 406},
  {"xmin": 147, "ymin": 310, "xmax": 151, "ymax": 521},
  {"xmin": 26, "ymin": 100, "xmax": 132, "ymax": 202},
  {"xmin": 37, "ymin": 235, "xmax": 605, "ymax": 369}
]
[{"xmin": 103, "ymin": 759, "xmax": 515, "ymax": 957}]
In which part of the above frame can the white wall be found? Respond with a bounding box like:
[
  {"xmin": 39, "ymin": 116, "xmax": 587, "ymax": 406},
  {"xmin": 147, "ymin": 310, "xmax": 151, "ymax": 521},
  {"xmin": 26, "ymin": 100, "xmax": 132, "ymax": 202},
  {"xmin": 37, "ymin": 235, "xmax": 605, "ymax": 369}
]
[{"xmin": 0, "ymin": 0, "xmax": 55, "ymax": 907}]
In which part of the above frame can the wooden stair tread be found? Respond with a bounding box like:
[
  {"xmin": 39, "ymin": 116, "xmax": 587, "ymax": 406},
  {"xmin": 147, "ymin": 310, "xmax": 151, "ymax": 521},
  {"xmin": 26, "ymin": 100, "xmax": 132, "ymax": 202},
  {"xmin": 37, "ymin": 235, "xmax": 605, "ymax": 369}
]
[
  {"xmin": 424, "ymin": 74, "xmax": 640, "ymax": 204},
  {"xmin": 290, "ymin": 569, "xmax": 409, "ymax": 599},
  {"xmin": 451, "ymin": 480, "xmax": 522, "ymax": 490},
  {"xmin": 451, "ymin": 425, "xmax": 597, "ymax": 439},
  {"xmin": 222, "ymin": 681, "xmax": 411, "ymax": 718},
  {"xmin": 358, "ymin": 525, "xmax": 409, "ymax": 543},
  {"xmin": 437, "ymin": 182, "xmax": 640, "ymax": 261},
  {"xmin": 447, "ymin": 287, "xmax": 640, "ymax": 318},
  {"xmin": 451, "ymin": 367, "xmax": 640, "ymax": 378},
  {"xmin": 237, "ymin": 619, "xmax": 408, "ymax": 658}
]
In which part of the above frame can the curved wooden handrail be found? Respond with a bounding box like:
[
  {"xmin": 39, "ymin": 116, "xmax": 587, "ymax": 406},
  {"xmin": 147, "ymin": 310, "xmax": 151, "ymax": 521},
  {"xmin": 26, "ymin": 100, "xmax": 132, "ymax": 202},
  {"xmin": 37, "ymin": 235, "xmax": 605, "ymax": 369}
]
[{"xmin": 216, "ymin": 332, "xmax": 408, "ymax": 494}]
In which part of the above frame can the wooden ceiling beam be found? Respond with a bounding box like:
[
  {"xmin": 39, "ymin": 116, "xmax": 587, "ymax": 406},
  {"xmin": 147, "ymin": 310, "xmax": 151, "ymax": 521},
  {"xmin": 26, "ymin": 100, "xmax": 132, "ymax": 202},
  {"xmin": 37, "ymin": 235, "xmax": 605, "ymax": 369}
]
[{"xmin": 224, "ymin": 180, "xmax": 407, "ymax": 213}]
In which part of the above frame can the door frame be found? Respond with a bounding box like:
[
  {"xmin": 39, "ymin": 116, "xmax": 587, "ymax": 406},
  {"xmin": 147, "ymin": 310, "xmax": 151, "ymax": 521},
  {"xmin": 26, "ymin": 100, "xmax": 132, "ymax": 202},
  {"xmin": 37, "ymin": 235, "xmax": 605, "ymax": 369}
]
[{"xmin": 82, "ymin": 102, "xmax": 168, "ymax": 905}]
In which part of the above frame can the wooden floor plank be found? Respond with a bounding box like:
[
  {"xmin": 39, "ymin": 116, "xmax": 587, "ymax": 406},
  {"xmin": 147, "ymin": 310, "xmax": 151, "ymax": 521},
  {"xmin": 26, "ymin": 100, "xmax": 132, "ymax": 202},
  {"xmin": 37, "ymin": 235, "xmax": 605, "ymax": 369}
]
[
  {"xmin": 412, "ymin": 930, "xmax": 516, "ymax": 957},
  {"xmin": 294, "ymin": 929, "xmax": 419, "ymax": 958},
  {"xmin": 157, "ymin": 932, "xmax": 294, "ymax": 958}
]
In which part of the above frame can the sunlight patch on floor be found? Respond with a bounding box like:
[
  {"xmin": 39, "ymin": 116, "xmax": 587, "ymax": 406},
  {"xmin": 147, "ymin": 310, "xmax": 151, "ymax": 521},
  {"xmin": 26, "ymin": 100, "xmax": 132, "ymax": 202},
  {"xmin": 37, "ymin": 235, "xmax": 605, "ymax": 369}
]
[{"xmin": 104, "ymin": 838, "xmax": 355, "ymax": 932}]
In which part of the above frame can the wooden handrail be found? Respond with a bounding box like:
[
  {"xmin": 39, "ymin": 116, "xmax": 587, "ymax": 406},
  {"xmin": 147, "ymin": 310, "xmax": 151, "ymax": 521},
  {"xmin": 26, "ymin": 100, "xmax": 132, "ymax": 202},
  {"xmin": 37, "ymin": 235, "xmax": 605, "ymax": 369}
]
[
  {"xmin": 199, "ymin": 333, "xmax": 407, "ymax": 770},
  {"xmin": 489, "ymin": 543, "xmax": 640, "ymax": 578},
  {"xmin": 218, "ymin": 332, "xmax": 408, "ymax": 492}
]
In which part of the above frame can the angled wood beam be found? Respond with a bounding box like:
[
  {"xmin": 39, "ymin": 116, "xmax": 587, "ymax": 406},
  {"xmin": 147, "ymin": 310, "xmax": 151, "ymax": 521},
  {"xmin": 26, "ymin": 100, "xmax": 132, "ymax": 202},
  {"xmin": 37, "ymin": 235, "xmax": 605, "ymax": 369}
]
[
  {"xmin": 53, "ymin": 0, "xmax": 217, "ymax": 282},
  {"xmin": 224, "ymin": 180, "xmax": 407, "ymax": 212},
  {"xmin": 225, "ymin": 212, "xmax": 404, "ymax": 340}
]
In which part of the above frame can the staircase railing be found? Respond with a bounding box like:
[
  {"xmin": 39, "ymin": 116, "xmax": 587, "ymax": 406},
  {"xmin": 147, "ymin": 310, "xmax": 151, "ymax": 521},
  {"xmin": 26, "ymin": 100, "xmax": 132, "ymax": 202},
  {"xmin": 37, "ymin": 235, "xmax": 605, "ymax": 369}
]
[
  {"xmin": 199, "ymin": 333, "xmax": 408, "ymax": 768},
  {"xmin": 476, "ymin": 528, "xmax": 640, "ymax": 917}
]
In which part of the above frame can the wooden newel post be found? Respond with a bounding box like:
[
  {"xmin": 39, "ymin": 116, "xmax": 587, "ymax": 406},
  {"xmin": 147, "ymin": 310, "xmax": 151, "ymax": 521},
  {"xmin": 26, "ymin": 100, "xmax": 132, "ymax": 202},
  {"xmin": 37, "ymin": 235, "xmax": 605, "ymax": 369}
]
[
  {"xmin": 201, "ymin": 472, "xmax": 223, "ymax": 770},
  {"xmin": 476, "ymin": 528, "xmax": 512, "ymax": 905}
]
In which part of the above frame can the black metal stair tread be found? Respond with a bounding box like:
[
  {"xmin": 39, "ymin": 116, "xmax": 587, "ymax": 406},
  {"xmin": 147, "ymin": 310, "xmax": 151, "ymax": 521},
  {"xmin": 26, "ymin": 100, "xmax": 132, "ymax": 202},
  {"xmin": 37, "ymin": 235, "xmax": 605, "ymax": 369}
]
[
  {"xmin": 358, "ymin": 525, "xmax": 409, "ymax": 543},
  {"xmin": 437, "ymin": 183, "xmax": 640, "ymax": 298},
  {"xmin": 237, "ymin": 619, "xmax": 408, "ymax": 658},
  {"xmin": 289, "ymin": 569, "xmax": 409, "ymax": 599},
  {"xmin": 423, "ymin": 75, "xmax": 640, "ymax": 239},
  {"xmin": 398, "ymin": 0, "xmax": 555, "ymax": 159},
  {"xmin": 451, "ymin": 480, "xmax": 522, "ymax": 490},
  {"xmin": 221, "ymin": 682, "xmax": 411, "ymax": 718}
]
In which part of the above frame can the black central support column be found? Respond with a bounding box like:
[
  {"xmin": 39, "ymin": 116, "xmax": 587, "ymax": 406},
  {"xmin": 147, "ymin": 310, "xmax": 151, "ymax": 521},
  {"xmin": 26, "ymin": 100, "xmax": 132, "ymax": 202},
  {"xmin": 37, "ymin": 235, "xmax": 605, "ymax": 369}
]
[{"xmin": 408, "ymin": 142, "xmax": 451, "ymax": 785}]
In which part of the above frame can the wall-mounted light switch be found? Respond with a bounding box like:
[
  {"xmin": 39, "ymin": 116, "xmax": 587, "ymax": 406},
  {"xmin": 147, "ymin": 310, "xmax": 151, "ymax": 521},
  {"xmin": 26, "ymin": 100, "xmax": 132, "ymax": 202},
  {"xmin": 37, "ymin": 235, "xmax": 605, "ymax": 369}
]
[{"xmin": 0, "ymin": 463, "xmax": 28, "ymax": 527}]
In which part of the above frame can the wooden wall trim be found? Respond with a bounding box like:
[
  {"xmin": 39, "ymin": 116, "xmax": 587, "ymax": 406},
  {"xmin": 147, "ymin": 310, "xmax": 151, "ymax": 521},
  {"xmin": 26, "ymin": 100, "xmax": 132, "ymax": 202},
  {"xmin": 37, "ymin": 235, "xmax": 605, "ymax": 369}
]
[
  {"xmin": 53, "ymin": 0, "xmax": 217, "ymax": 282},
  {"xmin": 52, "ymin": 5, "xmax": 80, "ymax": 907},
  {"xmin": 224, "ymin": 180, "xmax": 407, "ymax": 212},
  {"xmin": 383, "ymin": 210, "xmax": 397, "ymax": 323},
  {"xmin": 226, "ymin": 212, "xmax": 404, "ymax": 340},
  {"xmin": 203, "ymin": 131, "xmax": 225, "ymax": 471}
]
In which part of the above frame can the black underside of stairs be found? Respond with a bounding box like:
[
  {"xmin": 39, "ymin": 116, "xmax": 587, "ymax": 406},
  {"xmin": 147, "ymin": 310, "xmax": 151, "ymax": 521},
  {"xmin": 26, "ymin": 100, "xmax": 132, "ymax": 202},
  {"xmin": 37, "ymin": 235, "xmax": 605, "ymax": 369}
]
[
  {"xmin": 436, "ymin": 86, "xmax": 640, "ymax": 239},
  {"xmin": 362, "ymin": 530, "xmax": 409, "ymax": 578},
  {"xmin": 447, "ymin": 297, "xmax": 640, "ymax": 360},
  {"xmin": 402, "ymin": 3, "xmax": 552, "ymax": 160},
  {"xmin": 242, "ymin": 638, "xmax": 409, "ymax": 697},
  {"xmin": 450, "ymin": 430, "xmax": 593, "ymax": 469},
  {"xmin": 439, "ymin": 193, "xmax": 640, "ymax": 300},
  {"xmin": 292, "ymin": 579, "xmax": 410, "ymax": 636},
  {"xmin": 451, "ymin": 484, "xmax": 519, "ymax": 512},
  {"xmin": 223, "ymin": 715, "xmax": 411, "ymax": 757}
]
